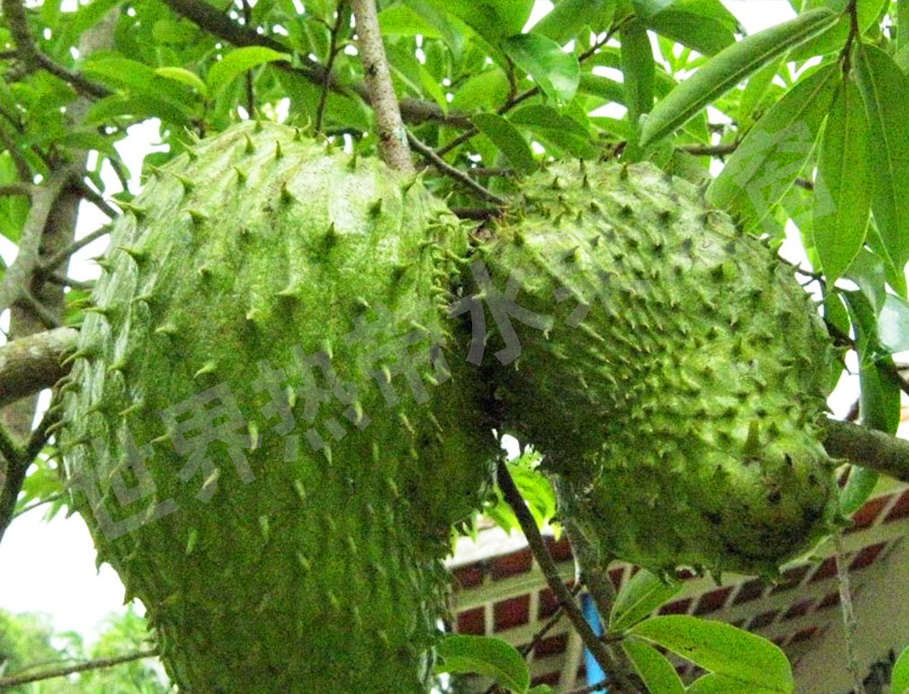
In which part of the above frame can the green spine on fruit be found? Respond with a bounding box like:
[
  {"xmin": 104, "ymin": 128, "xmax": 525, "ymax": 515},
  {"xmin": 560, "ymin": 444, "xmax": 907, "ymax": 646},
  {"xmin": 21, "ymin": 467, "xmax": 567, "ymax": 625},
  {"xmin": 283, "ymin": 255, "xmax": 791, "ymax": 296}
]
[
  {"xmin": 60, "ymin": 121, "xmax": 496, "ymax": 693},
  {"xmin": 462, "ymin": 160, "xmax": 841, "ymax": 577}
]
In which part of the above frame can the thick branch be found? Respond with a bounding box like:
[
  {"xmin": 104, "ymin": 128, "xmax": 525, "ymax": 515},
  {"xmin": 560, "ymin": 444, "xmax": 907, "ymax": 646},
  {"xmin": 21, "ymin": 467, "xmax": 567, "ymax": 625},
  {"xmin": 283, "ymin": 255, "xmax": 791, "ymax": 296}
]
[
  {"xmin": 824, "ymin": 419, "xmax": 909, "ymax": 483},
  {"xmin": 0, "ymin": 650, "xmax": 158, "ymax": 687},
  {"xmin": 157, "ymin": 0, "xmax": 470, "ymax": 128},
  {"xmin": 0, "ymin": 327, "xmax": 78, "ymax": 410},
  {"xmin": 351, "ymin": 0, "xmax": 413, "ymax": 172}
]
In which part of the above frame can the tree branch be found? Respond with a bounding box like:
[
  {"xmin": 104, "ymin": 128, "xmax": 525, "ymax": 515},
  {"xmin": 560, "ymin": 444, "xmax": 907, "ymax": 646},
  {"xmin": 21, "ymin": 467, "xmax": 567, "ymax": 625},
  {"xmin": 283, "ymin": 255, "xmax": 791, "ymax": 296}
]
[
  {"xmin": 156, "ymin": 0, "xmax": 471, "ymax": 128},
  {"xmin": 2, "ymin": 0, "xmax": 38, "ymax": 72},
  {"xmin": 0, "ymin": 650, "xmax": 159, "ymax": 688},
  {"xmin": 824, "ymin": 418, "xmax": 909, "ymax": 483},
  {"xmin": 0, "ymin": 183, "xmax": 33, "ymax": 198},
  {"xmin": 497, "ymin": 460, "xmax": 641, "ymax": 694},
  {"xmin": 316, "ymin": 1, "xmax": 349, "ymax": 133},
  {"xmin": 0, "ymin": 327, "xmax": 78, "ymax": 410},
  {"xmin": 351, "ymin": 0, "xmax": 413, "ymax": 172},
  {"xmin": 407, "ymin": 132, "xmax": 506, "ymax": 205},
  {"xmin": 34, "ymin": 53, "xmax": 110, "ymax": 99}
]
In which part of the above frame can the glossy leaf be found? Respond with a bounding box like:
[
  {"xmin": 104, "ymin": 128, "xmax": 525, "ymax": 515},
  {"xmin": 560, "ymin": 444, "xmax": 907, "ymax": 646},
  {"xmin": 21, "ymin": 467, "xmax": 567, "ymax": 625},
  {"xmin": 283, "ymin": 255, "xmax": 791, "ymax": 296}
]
[
  {"xmin": 422, "ymin": 0, "xmax": 533, "ymax": 46},
  {"xmin": 840, "ymin": 465, "xmax": 879, "ymax": 517},
  {"xmin": 639, "ymin": 7, "xmax": 838, "ymax": 148},
  {"xmin": 644, "ymin": 0, "xmax": 740, "ymax": 56},
  {"xmin": 473, "ymin": 113, "xmax": 536, "ymax": 173},
  {"xmin": 623, "ymin": 639, "xmax": 685, "ymax": 694},
  {"xmin": 687, "ymin": 673, "xmax": 782, "ymax": 694},
  {"xmin": 436, "ymin": 635, "xmax": 530, "ymax": 693},
  {"xmin": 207, "ymin": 47, "xmax": 291, "ymax": 97},
  {"xmin": 855, "ymin": 43, "xmax": 909, "ymax": 271},
  {"xmin": 707, "ymin": 65, "xmax": 839, "ymax": 235},
  {"xmin": 891, "ymin": 644, "xmax": 909, "ymax": 694},
  {"xmin": 610, "ymin": 568, "xmax": 681, "ymax": 632},
  {"xmin": 879, "ymin": 294, "xmax": 909, "ymax": 354},
  {"xmin": 532, "ymin": 0, "xmax": 617, "ymax": 46},
  {"xmin": 630, "ymin": 616, "xmax": 793, "ymax": 693},
  {"xmin": 502, "ymin": 34, "xmax": 580, "ymax": 105},
  {"xmin": 812, "ymin": 78, "xmax": 871, "ymax": 283},
  {"xmin": 155, "ymin": 66, "xmax": 208, "ymax": 96},
  {"xmin": 621, "ymin": 18, "xmax": 655, "ymax": 160},
  {"xmin": 509, "ymin": 104, "xmax": 597, "ymax": 158}
]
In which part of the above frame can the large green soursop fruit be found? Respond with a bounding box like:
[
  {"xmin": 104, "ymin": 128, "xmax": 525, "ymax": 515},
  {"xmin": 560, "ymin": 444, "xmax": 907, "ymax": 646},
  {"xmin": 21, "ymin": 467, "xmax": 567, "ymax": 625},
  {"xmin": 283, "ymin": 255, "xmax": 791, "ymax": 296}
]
[
  {"xmin": 460, "ymin": 161, "xmax": 840, "ymax": 577},
  {"xmin": 60, "ymin": 121, "xmax": 497, "ymax": 693}
]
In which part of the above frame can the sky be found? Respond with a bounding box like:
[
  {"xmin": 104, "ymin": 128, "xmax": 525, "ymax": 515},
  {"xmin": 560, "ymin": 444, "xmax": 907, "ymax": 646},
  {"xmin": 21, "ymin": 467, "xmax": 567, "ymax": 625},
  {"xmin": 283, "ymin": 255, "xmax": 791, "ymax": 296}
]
[{"xmin": 0, "ymin": 0, "xmax": 856, "ymax": 648}]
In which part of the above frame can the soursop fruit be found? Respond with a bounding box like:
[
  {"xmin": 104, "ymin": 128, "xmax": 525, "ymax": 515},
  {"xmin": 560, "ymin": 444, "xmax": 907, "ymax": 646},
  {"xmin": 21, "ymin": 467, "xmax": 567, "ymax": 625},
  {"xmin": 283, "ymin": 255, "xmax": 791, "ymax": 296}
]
[
  {"xmin": 460, "ymin": 160, "xmax": 841, "ymax": 577},
  {"xmin": 59, "ymin": 121, "xmax": 497, "ymax": 693}
]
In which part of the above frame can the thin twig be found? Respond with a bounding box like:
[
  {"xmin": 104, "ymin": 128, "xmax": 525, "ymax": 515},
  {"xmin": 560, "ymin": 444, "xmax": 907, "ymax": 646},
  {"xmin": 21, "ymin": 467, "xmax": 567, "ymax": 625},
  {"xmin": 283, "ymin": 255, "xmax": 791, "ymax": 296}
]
[
  {"xmin": 682, "ymin": 142, "xmax": 739, "ymax": 157},
  {"xmin": 18, "ymin": 287, "xmax": 62, "ymax": 329},
  {"xmin": 40, "ymin": 224, "xmax": 111, "ymax": 274},
  {"xmin": 0, "ymin": 183, "xmax": 33, "ymax": 198},
  {"xmin": 0, "ymin": 650, "xmax": 159, "ymax": 687},
  {"xmin": 45, "ymin": 273, "xmax": 95, "ymax": 291},
  {"xmin": 12, "ymin": 492, "xmax": 65, "ymax": 519},
  {"xmin": 450, "ymin": 207, "xmax": 505, "ymax": 221},
  {"xmin": 240, "ymin": 0, "xmax": 256, "ymax": 117},
  {"xmin": 407, "ymin": 132, "xmax": 506, "ymax": 206},
  {"xmin": 481, "ymin": 583, "xmax": 584, "ymax": 694},
  {"xmin": 351, "ymin": 0, "xmax": 413, "ymax": 172},
  {"xmin": 35, "ymin": 53, "xmax": 110, "ymax": 99},
  {"xmin": 316, "ymin": 1, "xmax": 348, "ymax": 133},
  {"xmin": 70, "ymin": 177, "xmax": 119, "ymax": 219},
  {"xmin": 496, "ymin": 460, "xmax": 641, "ymax": 694},
  {"xmin": 0, "ymin": 123, "xmax": 32, "ymax": 181},
  {"xmin": 835, "ymin": 533, "xmax": 865, "ymax": 694}
]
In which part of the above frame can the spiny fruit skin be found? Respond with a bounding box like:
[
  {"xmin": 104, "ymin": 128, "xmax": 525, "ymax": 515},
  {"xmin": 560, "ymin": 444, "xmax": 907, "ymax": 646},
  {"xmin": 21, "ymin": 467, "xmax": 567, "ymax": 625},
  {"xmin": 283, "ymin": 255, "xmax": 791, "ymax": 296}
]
[
  {"xmin": 464, "ymin": 160, "xmax": 841, "ymax": 577},
  {"xmin": 60, "ymin": 121, "xmax": 497, "ymax": 693}
]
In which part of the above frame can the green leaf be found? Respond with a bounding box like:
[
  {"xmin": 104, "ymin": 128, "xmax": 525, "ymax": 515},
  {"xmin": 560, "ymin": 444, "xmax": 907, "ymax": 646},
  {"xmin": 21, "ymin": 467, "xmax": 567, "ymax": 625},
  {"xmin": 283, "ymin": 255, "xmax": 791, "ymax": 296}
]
[
  {"xmin": 532, "ymin": 0, "xmax": 617, "ymax": 46},
  {"xmin": 378, "ymin": 4, "xmax": 443, "ymax": 39},
  {"xmin": 623, "ymin": 639, "xmax": 685, "ymax": 694},
  {"xmin": 473, "ymin": 114, "xmax": 536, "ymax": 173},
  {"xmin": 82, "ymin": 56, "xmax": 198, "ymax": 124},
  {"xmin": 436, "ymin": 635, "xmax": 531, "ymax": 693},
  {"xmin": 843, "ymin": 289, "xmax": 901, "ymax": 435},
  {"xmin": 737, "ymin": 58, "xmax": 782, "ymax": 126},
  {"xmin": 879, "ymin": 293, "xmax": 909, "ymax": 353},
  {"xmin": 610, "ymin": 568, "xmax": 681, "ymax": 632},
  {"xmin": 840, "ymin": 465, "xmax": 879, "ymax": 517},
  {"xmin": 207, "ymin": 47, "xmax": 291, "ymax": 97},
  {"xmin": 706, "ymin": 65, "xmax": 839, "ymax": 235},
  {"xmin": 422, "ymin": 0, "xmax": 534, "ymax": 46},
  {"xmin": 639, "ymin": 7, "xmax": 838, "ymax": 148},
  {"xmin": 621, "ymin": 18, "xmax": 655, "ymax": 161},
  {"xmin": 502, "ymin": 34, "xmax": 580, "ymax": 105},
  {"xmin": 686, "ymin": 673, "xmax": 783, "ymax": 694},
  {"xmin": 451, "ymin": 69, "xmax": 510, "ymax": 112},
  {"xmin": 812, "ymin": 78, "xmax": 871, "ymax": 283},
  {"xmin": 510, "ymin": 104, "xmax": 596, "ymax": 158},
  {"xmin": 155, "ymin": 66, "xmax": 208, "ymax": 96},
  {"xmin": 644, "ymin": 1, "xmax": 740, "ymax": 56},
  {"xmin": 855, "ymin": 43, "xmax": 909, "ymax": 271},
  {"xmin": 891, "ymin": 644, "xmax": 909, "ymax": 694},
  {"xmin": 629, "ymin": 616, "xmax": 793, "ymax": 693}
]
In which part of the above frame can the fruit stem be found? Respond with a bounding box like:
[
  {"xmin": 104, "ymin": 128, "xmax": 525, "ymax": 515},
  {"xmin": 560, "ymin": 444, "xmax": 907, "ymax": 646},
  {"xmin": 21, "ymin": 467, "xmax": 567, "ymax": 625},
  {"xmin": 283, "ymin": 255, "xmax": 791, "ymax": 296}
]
[{"xmin": 350, "ymin": 0, "xmax": 414, "ymax": 173}]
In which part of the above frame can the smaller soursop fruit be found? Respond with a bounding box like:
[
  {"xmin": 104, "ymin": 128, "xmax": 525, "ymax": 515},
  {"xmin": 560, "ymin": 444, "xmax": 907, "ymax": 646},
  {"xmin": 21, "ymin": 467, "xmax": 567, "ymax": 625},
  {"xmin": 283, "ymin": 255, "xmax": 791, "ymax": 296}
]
[
  {"xmin": 60, "ymin": 121, "xmax": 497, "ymax": 693},
  {"xmin": 458, "ymin": 160, "xmax": 841, "ymax": 577}
]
